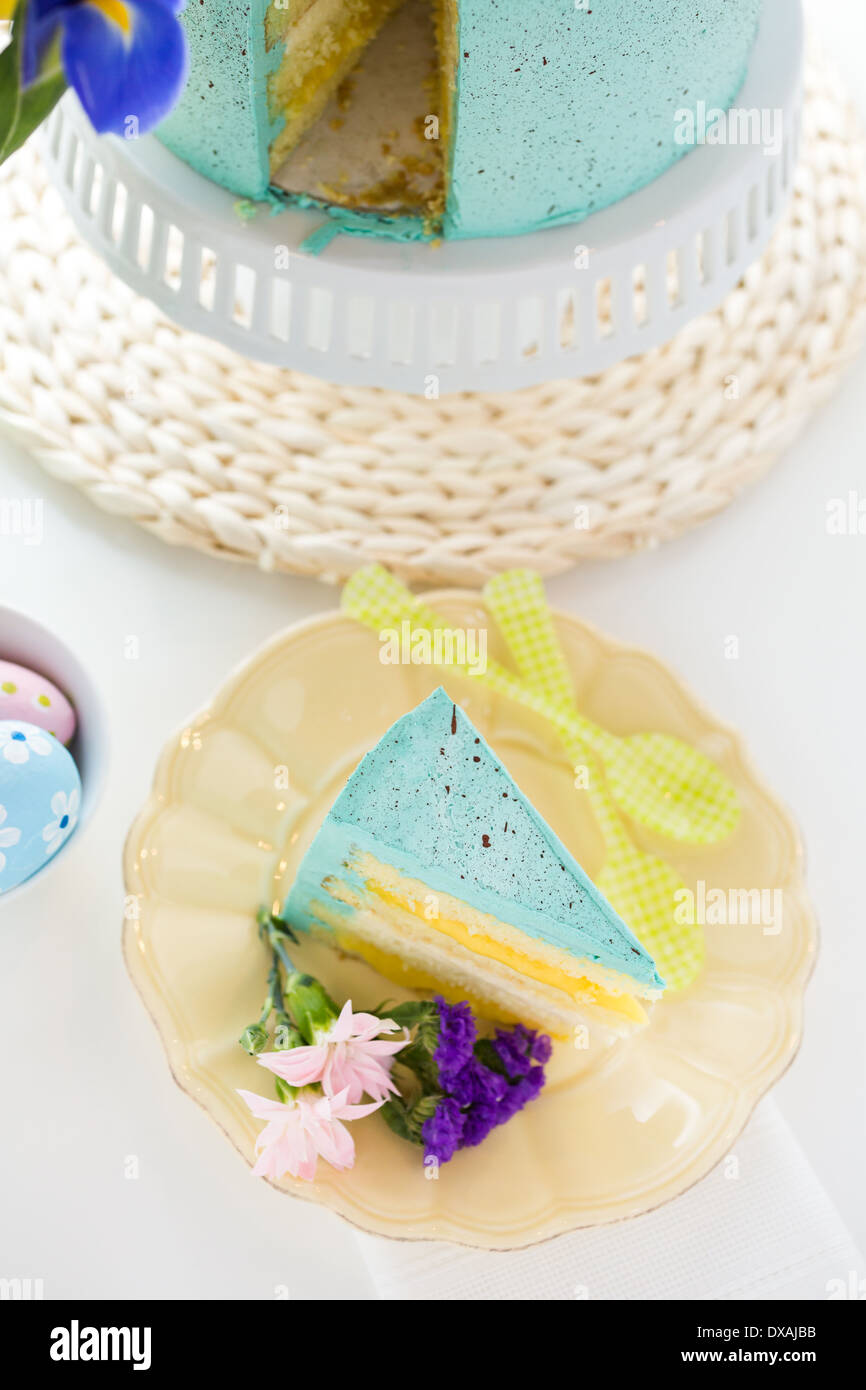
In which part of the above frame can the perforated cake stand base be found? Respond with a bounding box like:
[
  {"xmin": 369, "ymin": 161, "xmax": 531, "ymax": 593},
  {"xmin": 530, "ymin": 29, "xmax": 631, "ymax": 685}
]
[
  {"xmin": 39, "ymin": 0, "xmax": 802, "ymax": 394},
  {"xmin": 2, "ymin": 43, "xmax": 864, "ymax": 586}
]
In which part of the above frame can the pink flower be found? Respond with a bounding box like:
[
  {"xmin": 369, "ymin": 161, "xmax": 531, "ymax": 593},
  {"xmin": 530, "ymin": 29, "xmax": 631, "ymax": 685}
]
[
  {"xmin": 256, "ymin": 1001, "xmax": 408, "ymax": 1103},
  {"xmin": 237, "ymin": 1086, "xmax": 383, "ymax": 1182}
]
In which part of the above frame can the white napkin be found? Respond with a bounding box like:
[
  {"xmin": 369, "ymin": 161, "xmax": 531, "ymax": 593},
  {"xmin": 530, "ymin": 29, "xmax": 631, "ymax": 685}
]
[{"xmin": 355, "ymin": 1102, "xmax": 863, "ymax": 1300}]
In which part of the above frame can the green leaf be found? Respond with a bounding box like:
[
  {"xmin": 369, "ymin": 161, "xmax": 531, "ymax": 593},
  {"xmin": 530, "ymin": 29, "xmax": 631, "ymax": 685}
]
[
  {"xmin": 0, "ymin": 7, "xmax": 67, "ymax": 166},
  {"xmin": 367, "ymin": 998, "xmax": 398, "ymax": 1017},
  {"xmin": 396, "ymin": 1037, "xmax": 440, "ymax": 1091},
  {"xmin": 378, "ymin": 1000, "xmax": 441, "ymax": 1090},
  {"xmin": 380, "ymin": 1093, "xmax": 440, "ymax": 1147},
  {"xmin": 380, "ymin": 1097, "xmax": 418, "ymax": 1144},
  {"xmin": 405, "ymin": 1092, "xmax": 440, "ymax": 1142},
  {"xmin": 414, "ymin": 1005, "xmax": 441, "ymax": 1057},
  {"xmin": 379, "ymin": 1000, "xmax": 437, "ymax": 1030},
  {"xmin": 0, "ymin": 29, "xmax": 24, "ymax": 159}
]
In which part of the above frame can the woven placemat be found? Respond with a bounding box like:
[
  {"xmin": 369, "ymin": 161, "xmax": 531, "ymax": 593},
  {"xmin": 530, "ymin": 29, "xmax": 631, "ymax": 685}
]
[{"xmin": 1, "ymin": 49, "xmax": 865, "ymax": 587}]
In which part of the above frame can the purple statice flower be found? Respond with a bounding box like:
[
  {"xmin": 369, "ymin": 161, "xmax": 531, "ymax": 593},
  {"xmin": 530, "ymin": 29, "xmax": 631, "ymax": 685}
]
[
  {"xmin": 431, "ymin": 997, "xmax": 476, "ymax": 1082},
  {"xmin": 459, "ymin": 1101, "xmax": 500, "ymax": 1149},
  {"xmin": 462, "ymin": 1050, "xmax": 547, "ymax": 1142},
  {"xmin": 421, "ymin": 1094, "xmax": 464, "ymax": 1164},
  {"xmin": 496, "ymin": 1063, "xmax": 546, "ymax": 1122},
  {"xmin": 421, "ymin": 1003, "xmax": 551, "ymax": 1165},
  {"xmin": 451, "ymin": 1055, "xmax": 509, "ymax": 1107},
  {"xmin": 492, "ymin": 1022, "xmax": 552, "ymax": 1078}
]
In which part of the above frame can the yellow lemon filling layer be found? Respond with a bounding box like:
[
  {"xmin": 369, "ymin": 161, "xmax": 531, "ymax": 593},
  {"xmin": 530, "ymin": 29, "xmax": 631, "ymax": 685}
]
[
  {"xmin": 365, "ymin": 880, "xmax": 647, "ymax": 1026},
  {"xmin": 331, "ymin": 925, "xmax": 531, "ymax": 1030}
]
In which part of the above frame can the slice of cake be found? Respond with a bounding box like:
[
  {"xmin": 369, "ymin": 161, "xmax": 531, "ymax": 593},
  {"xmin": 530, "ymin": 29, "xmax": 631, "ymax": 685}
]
[{"xmin": 284, "ymin": 688, "xmax": 664, "ymax": 1037}]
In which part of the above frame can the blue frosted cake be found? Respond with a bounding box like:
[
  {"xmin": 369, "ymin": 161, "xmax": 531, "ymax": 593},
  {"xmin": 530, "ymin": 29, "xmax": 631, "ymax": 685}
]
[
  {"xmin": 284, "ymin": 689, "xmax": 664, "ymax": 1037},
  {"xmin": 157, "ymin": 0, "xmax": 764, "ymax": 244}
]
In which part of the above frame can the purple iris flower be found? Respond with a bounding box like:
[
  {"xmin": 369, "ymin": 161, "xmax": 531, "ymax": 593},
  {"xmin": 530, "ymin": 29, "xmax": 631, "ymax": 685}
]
[{"xmin": 22, "ymin": 0, "xmax": 188, "ymax": 137}]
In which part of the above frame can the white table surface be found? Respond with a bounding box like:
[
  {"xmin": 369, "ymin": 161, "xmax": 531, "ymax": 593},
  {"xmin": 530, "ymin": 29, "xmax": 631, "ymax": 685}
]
[{"xmin": 1, "ymin": 0, "xmax": 863, "ymax": 1301}]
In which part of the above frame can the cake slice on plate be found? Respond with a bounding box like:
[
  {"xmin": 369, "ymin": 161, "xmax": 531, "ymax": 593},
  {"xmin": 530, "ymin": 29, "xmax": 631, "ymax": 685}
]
[{"xmin": 284, "ymin": 688, "xmax": 664, "ymax": 1037}]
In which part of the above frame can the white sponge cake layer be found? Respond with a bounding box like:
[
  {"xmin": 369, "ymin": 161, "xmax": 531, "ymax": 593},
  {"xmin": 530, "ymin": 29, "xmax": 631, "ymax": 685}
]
[{"xmin": 302, "ymin": 850, "xmax": 651, "ymax": 1039}]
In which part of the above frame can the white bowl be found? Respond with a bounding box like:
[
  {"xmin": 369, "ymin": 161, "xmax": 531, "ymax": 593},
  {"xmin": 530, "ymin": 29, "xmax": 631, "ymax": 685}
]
[{"xmin": 0, "ymin": 605, "xmax": 109, "ymax": 903}]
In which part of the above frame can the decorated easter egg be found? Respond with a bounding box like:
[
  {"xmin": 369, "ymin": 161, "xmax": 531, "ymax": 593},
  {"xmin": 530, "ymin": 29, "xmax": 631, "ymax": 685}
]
[
  {"xmin": 0, "ymin": 660, "xmax": 76, "ymax": 745},
  {"xmin": 0, "ymin": 720, "xmax": 82, "ymax": 895}
]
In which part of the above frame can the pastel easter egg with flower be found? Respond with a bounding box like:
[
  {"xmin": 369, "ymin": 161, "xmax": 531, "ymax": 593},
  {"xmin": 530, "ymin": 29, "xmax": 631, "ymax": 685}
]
[
  {"xmin": 0, "ymin": 659, "xmax": 76, "ymax": 744},
  {"xmin": 0, "ymin": 719, "xmax": 81, "ymax": 893}
]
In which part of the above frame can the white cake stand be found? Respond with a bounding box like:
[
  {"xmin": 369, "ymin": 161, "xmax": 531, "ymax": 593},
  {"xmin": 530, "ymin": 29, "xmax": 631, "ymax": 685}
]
[{"xmin": 41, "ymin": 0, "xmax": 802, "ymax": 395}]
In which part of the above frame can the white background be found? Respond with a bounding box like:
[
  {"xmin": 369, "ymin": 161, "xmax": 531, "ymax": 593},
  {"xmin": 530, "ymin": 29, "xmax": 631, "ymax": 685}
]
[{"xmin": 0, "ymin": 0, "xmax": 863, "ymax": 1299}]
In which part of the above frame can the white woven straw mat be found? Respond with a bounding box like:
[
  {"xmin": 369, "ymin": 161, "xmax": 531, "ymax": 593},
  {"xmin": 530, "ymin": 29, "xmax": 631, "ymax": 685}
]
[{"xmin": 2, "ymin": 49, "xmax": 865, "ymax": 587}]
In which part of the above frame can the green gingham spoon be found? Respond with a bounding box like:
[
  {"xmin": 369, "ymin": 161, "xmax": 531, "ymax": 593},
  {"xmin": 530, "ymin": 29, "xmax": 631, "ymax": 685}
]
[
  {"xmin": 342, "ymin": 564, "xmax": 740, "ymax": 847},
  {"xmin": 483, "ymin": 570, "xmax": 704, "ymax": 990}
]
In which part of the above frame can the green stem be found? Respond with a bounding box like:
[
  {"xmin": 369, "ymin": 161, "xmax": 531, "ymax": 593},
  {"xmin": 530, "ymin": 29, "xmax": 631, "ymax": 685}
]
[
  {"xmin": 256, "ymin": 955, "xmax": 282, "ymax": 1025},
  {"xmin": 239, "ymin": 911, "xmax": 300, "ymax": 1053},
  {"xmin": 257, "ymin": 908, "xmax": 297, "ymax": 975}
]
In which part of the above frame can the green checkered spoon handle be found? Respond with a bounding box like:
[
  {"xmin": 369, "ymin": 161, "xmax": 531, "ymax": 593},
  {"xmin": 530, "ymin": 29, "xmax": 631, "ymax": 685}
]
[
  {"xmin": 483, "ymin": 569, "xmax": 739, "ymax": 845},
  {"xmin": 483, "ymin": 571, "xmax": 704, "ymax": 990},
  {"xmin": 341, "ymin": 565, "xmax": 739, "ymax": 846}
]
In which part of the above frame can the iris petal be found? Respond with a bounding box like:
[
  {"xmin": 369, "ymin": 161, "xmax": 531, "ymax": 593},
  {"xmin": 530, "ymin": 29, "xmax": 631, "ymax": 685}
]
[
  {"xmin": 60, "ymin": 0, "xmax": 187, "ymax": 135},
  {"xmin": 20, "ymin": 8, "xmax": 65, "ymax": 86},
  {"xmin": 20, "ymin": 0, "xmax": 90, "ymax": 85},
  {"xmin": 90, "ymin": 0, "xmax": 132, "ymax": 33}
]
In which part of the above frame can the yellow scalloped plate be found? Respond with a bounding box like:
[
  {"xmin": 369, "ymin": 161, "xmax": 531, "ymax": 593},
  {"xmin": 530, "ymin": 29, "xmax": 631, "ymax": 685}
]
[{"xmin": 123, "ymin": 593, "xmax": 817, "ymax": 1249}]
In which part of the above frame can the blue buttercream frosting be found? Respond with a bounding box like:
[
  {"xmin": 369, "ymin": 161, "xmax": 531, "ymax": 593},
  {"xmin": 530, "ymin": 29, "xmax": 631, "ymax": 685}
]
[
  {"xmin": 285, "ymin": 687, "xmax": 663, "ymax": 990},
  {"xmin": 444, "ymin": 0, "xmax": 763, "ymax": 238},
  {"xmin": 156, "ymin": 0, "xmax": 763, "ymax": 244},
  {"xmin": 157, "ymin": 0, "xmax": 283, "ymax": 201}
]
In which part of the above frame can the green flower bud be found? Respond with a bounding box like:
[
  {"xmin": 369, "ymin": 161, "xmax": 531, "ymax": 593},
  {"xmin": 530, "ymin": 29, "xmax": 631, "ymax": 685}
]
[
  {"xmin": 238, "ymin": 1022, "xmax": 270, "ymax": 1055},
  {"xmin": 273, "ymin": 1013, "xmax": 305, "ymax": 1052},
  {"xmin": 283, "ymin": 972, "xmax": 340, "ymax": 1043}
]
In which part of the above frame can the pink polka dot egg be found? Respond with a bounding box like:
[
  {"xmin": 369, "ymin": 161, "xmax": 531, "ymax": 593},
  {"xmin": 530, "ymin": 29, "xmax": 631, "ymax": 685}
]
[{"xmin": 0, "ymin": 660, "xmax": 76, "ymax": 746}]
